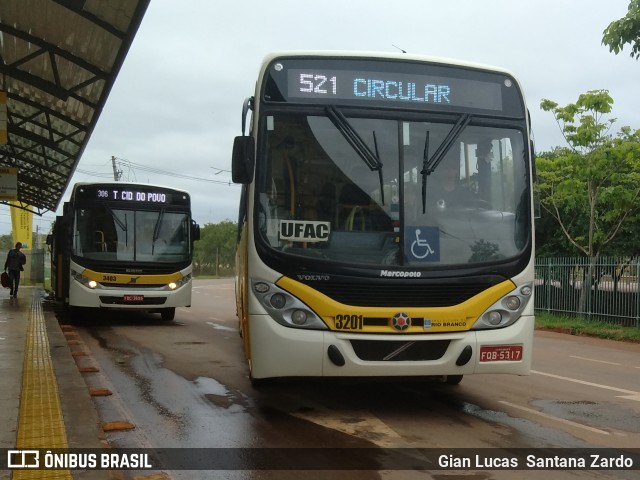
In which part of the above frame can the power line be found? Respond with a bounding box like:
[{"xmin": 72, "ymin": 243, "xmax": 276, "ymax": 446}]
[
  {"xmin": 114, "ymin": 158, "xmax": 236, "ymax": 185},
  {"xmin": 76, "ymin": 168, "xmax": 114, "ymax": 178}
]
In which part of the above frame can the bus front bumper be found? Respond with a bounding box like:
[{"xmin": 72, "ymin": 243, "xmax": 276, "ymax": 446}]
[
  {"xmin": 69, "ymin": 279, "xmax": 192, "ymax": 310},
  {"xmin": 249, "ymin": 314, "xmax": 534, "ymax": 380}
]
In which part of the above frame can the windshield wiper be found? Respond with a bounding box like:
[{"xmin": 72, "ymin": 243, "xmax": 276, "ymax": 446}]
[
  {"xmin": 421, "ymin": 131, "xmax": 430, "ymax": 214},
  {"xmin": 326, "ymin": 106, "xmax": 385, "ymax": 204},
  {"xmin": 420, "ymin": 114, "xmax": 472, "ymax": 213},
  {"xmin": 152, "ymin": 209, "xmax": 165, "ymax": 254},
  {"xmin": 105, "ymin": 206, "xmax": 128, "ymax": 246}
]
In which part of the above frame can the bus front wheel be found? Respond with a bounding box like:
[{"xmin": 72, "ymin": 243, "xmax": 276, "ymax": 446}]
[{"xmin": 161, "ymin": 308, "xmax": 175, "ymax": 321}]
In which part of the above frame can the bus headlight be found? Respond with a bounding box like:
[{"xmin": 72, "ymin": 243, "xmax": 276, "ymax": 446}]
[
  {"xmin": 270, "ymin": 293, "xmax": 286, "ymax": 309},
  {"xmin": 251, "ymin": 279, "xmax": 328, "ymax": 330},
  {"xmin": 291, "ymin": 310, "xmax": 308, "ymax": 325},
  {"xmin": 71, "ymin": 269, "xmax": 100, "ymax": 289},
  {"xmin": 165, "ymin": 274, "xmax": 191, "ymax": 290},
  {"xmin": 504, "ymin": 296, "xmax": 520, "ymax": 310},
  {"xmin": 471, "ymin": 282, "xmax": 533, "ymax": 330},
  {"xmin": 487, "ymin": 311, "xmax": 502, "ymax": 325}
]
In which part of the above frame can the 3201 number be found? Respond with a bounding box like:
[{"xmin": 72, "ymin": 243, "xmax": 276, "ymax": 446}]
[{"xmin": 335, "ymin": 314, "xmax": 363, "ymax": 330}]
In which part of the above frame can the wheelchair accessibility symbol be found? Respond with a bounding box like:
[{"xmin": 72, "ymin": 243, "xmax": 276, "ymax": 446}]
[{"xmin": 405, "ymin": 226, "xmax": 439, "ymax": 262}]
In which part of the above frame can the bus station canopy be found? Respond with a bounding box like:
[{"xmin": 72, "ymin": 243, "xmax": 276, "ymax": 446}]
[{"xmin": 0, "ymin": 0, "xmax": 150, "ymax": 216}]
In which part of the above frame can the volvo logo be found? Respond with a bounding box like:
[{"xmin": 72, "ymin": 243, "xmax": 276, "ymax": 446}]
[
  {"xmin": 296, "ymin": 274, "xmax": 330, "ymax": 281},
  {"xmin": 392, "ymin": 312, "xmax": 411, "ymax": 331}
]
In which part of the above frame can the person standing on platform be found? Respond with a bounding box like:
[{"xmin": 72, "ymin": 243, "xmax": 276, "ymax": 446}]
[{"xmin": 4, "ymin": 242, "xmax": 26, "ymax": 298}]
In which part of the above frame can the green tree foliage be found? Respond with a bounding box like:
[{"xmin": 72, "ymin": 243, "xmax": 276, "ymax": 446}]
[
  {"xmin": 535, "ymin": 151, "xmax": 581, "ymax": 257},
  {"xmin": 602, "ymin": 0, "xmax": 640, "ymax": 59},
  {"xmin": 0, "ymin": 234, "xmax": 13, "ymax": 251},
  {"xmin": 193, "ymin": 220, "xmax": 237, "ymax": 276},
  {"xmin": 538, "ymin": 90, "xmax": 640, "ymax": 258}
]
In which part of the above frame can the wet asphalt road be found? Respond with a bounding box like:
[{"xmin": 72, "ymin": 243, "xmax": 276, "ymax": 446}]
[{"xmin": 59, "ymin": 279, "xmax": 640, "ymax": 480}]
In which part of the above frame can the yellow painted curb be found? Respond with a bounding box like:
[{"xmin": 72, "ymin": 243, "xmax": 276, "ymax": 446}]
[{"xmin": 14, "ymin": 291, "xmax": 72, "ymax": 480}]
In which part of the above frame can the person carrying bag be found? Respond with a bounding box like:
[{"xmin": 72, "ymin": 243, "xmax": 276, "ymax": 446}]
[{"xmin": 4, "ymin": 242, "xmax": 27, "ymax": 298}]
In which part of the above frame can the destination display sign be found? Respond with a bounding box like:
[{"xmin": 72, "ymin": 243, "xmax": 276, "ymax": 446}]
[
  {"xmin": 73, "ymin": 185, "xmax": 190, "ymax": 206},
  {"xmin": 262, "ymin": 57, "xmax": 524, "ymax": 116},
  {"xmin": 288, "ymin": 69, "xmax": 502, "ymax": 111}
]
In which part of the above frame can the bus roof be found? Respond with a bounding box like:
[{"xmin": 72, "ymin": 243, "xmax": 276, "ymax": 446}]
[
  {"xmin": 72, "ymin": 181, "xmax": 189, "ymax": 192},
  {"xmin": 259, "ymin": 50, "xmax": 518, "ymax": 78},
  {"xmin": 69, "ymin": 181, "xmax": 192, "ymax": 199}
]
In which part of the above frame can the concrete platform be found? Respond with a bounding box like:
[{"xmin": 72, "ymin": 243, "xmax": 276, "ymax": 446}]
[{"xmin": 0, "ymin": 287, "xmax": 114, "ymax": 480}]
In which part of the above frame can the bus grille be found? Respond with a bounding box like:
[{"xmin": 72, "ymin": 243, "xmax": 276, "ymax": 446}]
[
  {"xmin": 350, "ymin": 339, "xmax": 450, "ymax": 361},
  {"xmin": 303, "ymin": 280, "xmax": 497, "ymax": 307}
]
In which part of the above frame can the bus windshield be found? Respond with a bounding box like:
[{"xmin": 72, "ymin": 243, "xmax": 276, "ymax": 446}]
[
  {"xmin": 256, "ymin": 110, "xmax": 530, "ymax": 267},
  {"xmin": 72, "ymin": 206, "xmax": 191, "ymax": 263}
]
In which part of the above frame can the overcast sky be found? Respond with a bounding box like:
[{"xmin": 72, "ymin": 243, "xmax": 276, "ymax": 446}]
[{"xmin": 1, "ymin": 0, "xmax": 638, "ymax": 237}]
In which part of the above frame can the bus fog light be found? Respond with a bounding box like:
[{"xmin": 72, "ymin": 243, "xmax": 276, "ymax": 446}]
[
  {"xmin": 291, "ymin": 310, "xmax": 308, "ymax": 325},
  {"xmin": 488, "ymin": 311, "xmax": 502, "ymax": 325},
  {"xmin": 504, "ymin": 296, "xmax": 520, "ymax": 310},
  {"xmin": 520, "ymin": 285, "xmax": 532, "ymax": 296},
  {"xmin": 270, "ymin": 293, "xmax": 286, "ymax": 309},
  {"xmin": 254, "ymin": 282, "xmax": 270, "ymax": 293}
]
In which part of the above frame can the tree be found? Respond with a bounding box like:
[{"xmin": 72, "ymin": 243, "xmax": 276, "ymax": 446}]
[
  {"xmin": 538, "ymin": 90, "xmax": 640, "ymax": 259},
  {"xmin": 602, "ymin": 0, "xmax": 640, "ymax": 59},
  {"xmin": 0, "ymin": 234, "xmax": 12, "ymax": 251},
  {"xmin": 534, "ymin": 149, "xmax": 582, "ymax": 257},
  {"xmin": 538, "ymin": 91, "xmax": 640, "ymax": 315},
  {"xmin": 193, "ymin": 220, "xmax": 237, "ymax": 276}
]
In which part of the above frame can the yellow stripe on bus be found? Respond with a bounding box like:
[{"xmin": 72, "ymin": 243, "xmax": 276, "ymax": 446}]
[
  {"xmin": 276, "ymin": 276, "xmax": 516, "ymax": 333},
  {"xmin": 81, "ymin": 268, "xmax": 182, "ymax": 285}
]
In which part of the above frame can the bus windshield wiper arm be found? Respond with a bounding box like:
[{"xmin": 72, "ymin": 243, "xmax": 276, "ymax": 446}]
[
  {"xmin": 421, "ymin": 131, "xmax": 430, "ymax": 214},
  {"xmin": 105, "ymin": 205, "xmax": 128, "ymax": 245},
  {"xmin": 326, "ymin": 105, "xmax": 385, "ymax": 204},
  {"xmin": 420, "ymin": 114, "xmax": 471, "ymax": 213},
  {"xmin": 152, "ymin": 209, "xmax": 165, "ymax": 254}
]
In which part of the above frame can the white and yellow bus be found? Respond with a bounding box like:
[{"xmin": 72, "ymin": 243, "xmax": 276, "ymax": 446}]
[
  {"xmin": 233, "ymin": 51, "xmax": 535, "ymax": 384},
  {"xmin": 48, "ymin": 182, "xmax": 200, "ymax": 320}
]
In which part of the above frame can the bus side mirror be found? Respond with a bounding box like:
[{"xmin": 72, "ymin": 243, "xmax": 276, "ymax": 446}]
[
  {"xmin": 530, "ymin": 139, "xmax": 537, "ymax": 182},
  {"xmin": 46, "ymin": 234, "xmax": 53, "ymax": 246},
  {"xmin": 192, "ymin": 221, "xmax": 201, "ymax": 241},
  {"xmin": 232, "ymin": 136, "xmax": 255, "ymax": 184}
]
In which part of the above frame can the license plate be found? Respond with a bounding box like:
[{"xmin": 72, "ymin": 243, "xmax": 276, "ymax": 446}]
[
  {"xmin": 123, "ymin": 294, "xmax": 144, "ymax": 302},
  {"xmin": 479, "ymin": 345, "xmax": 523, "ymax": 362}
]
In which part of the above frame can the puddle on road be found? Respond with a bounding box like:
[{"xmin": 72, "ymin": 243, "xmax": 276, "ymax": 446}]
[
  {"xmin": 531, "ymin": 399, "xmax": 640, "ymax": 433},
  {"xmin": 193, "ymin": 376, "xmax": 247, "ymax": 410},
  {"xmin": 85, "ymin": 328, "xmax": 257, "ymax": 446},
  {"xmin": 460, "ymin": 401, "xmax": 592, "ymax": 448}
]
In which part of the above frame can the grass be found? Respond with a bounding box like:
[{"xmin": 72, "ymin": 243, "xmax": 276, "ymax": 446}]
[{"xmin": 535, "ymin": 311, "xmax": 640, "ymax": 343}]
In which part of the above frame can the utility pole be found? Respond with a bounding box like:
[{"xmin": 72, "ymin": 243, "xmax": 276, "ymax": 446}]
[{"xmin": 111, "ymin": 156, "xmax": 122, "ymax": 181}]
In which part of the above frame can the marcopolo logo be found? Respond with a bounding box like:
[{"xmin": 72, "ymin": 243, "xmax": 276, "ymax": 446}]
[{"xmin": 380, "ymin": 270, "xmax": 422, "ymax": 278}]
